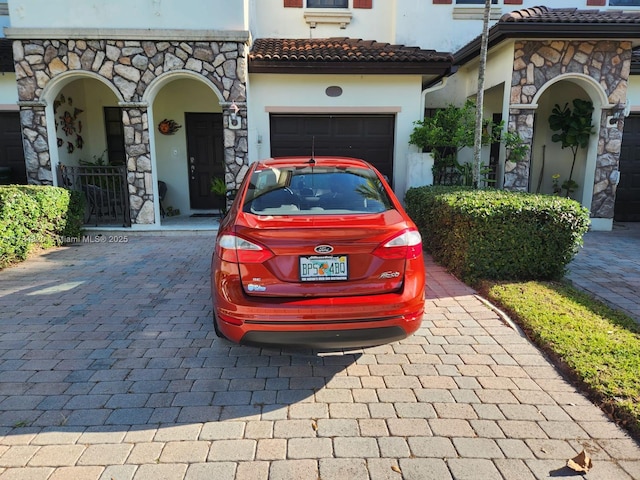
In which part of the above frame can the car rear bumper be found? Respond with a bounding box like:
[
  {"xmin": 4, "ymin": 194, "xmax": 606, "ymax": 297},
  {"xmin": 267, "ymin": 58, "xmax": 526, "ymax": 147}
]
[{"xmin": 214, "ymin": 282, "xmax": 424, "ymax": 348}]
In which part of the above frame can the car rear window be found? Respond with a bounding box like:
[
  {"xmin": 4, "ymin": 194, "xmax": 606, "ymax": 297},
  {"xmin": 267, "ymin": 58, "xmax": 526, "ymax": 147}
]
[{"xmin": 242, "ymin": 166, "xmax": 394, "ymax": 215}]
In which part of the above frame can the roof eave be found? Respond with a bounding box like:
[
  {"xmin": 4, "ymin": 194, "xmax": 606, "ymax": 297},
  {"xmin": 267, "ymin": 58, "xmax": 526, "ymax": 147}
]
[
  {"xmin": 454, "ymin": 23, "xmax": 640, "ymax": 67},
  {"xmin": 249, "ymin": 62, "xmax": 452, "ymax": 76}
]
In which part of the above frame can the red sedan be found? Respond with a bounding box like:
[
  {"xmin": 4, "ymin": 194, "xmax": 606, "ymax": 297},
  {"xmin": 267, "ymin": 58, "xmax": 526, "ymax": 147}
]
[{"xmin": 210, "ymin": 156, "xmax": 425, "ymax": 348}]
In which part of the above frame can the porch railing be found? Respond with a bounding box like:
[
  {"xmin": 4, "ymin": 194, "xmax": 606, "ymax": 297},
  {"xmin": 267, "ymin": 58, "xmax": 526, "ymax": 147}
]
[{"xmin": 57, "ymin": 165, "xmax": 131, "ymax": 227}]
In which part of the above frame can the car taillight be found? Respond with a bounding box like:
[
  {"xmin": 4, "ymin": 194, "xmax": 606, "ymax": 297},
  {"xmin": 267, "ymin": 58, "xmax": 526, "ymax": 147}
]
[
  {"xmin": 216, "ymin": 234, "xmax": 274, "ymax": 263},
  {"xmin": 373, "ymin": 229, "xmax": 423, "ymax": 260}
]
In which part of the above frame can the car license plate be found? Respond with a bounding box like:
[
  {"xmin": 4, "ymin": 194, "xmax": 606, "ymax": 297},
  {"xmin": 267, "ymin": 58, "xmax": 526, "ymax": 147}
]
[{"xmin": 300, "ymin": 255, "xmax": 348, "ymax": 281}]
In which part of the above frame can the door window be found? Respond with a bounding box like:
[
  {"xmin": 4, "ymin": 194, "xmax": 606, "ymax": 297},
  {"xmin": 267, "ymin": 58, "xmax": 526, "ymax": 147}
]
[{"xmin": 103, "ymin": 107, "xmax": 125, "ymax": 166}]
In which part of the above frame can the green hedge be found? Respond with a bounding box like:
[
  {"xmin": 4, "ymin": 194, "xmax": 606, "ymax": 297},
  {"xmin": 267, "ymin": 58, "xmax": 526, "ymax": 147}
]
[
  {"xmin": 405, "ymin": 186, "xmax": 590, "ymax": 281},
  {"xmin": 0, "ymin": 185, "xmax": 84, "ymax": 268}
]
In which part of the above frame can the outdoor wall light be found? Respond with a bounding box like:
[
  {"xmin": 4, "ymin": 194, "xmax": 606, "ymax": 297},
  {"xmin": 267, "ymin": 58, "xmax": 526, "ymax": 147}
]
[
  {"xmin": 608, "ymin": 101, "xmax": 627, "ymax": 125},
  {"xmin": 229, "ymin": 101, "xmax": 240, "ymax": 130}
]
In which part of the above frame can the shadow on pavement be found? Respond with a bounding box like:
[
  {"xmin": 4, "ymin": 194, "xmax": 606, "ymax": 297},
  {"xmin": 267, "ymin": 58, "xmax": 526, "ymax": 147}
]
[{"xmin": 0, "ymin": 237, "xmax": 362, "ymax": 435}]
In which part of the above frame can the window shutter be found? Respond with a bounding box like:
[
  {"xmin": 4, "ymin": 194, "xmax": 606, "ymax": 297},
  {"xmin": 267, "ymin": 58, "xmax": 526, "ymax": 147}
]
[
  {"xmin": 504, "ymin": 0, "xmax": 523, "ymax": 4},
  {"xmin": 284, "ymin": 0, "xmax": 303, "ymax": 7},
  {"xmin": 433, "ymin": 0, "xmax": 452, "ymax": 3},
  {"xmin": 354, "ymin": 0, "xmax": 373, "ymax": 8},
  {"xmin": 586, "ymin": 0, "xmax": 605, "ymax": 5}
]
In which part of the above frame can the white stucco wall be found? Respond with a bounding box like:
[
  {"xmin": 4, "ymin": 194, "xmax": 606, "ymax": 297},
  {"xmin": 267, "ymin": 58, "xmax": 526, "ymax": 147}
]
[
  {"xmin": 250, "ymin": 0, "xmax": 395, "ymax": 42},
  {"xmin": 248, "ymin": 73, "xmax": 423, "ymax": 197},
  {"xmin": 423, "ymin": 41, "xmax": 514, "ymax": 111},
  {"xmin": 7, "ymin": 0, "xmax": 246, "ymax": 30}
]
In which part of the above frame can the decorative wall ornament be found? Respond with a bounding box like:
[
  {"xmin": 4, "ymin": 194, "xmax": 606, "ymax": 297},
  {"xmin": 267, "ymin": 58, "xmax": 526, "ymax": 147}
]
[
  {"xmin": 158, "ymin": 119, "xmax": 182, "ymax": 135},
  {"xmin": 56, "ymin": 93, "xmax": 84, "ymax": 150}
]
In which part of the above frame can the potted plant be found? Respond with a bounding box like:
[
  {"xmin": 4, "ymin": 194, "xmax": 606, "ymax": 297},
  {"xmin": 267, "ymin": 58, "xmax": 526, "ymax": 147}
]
[
  {"xmin": 210, "ymin": 176, "xmax": 229, "ymax": 216},
  {"xmin": 548, "ymin": 99, "xmax": 594, "ymax": 198}
]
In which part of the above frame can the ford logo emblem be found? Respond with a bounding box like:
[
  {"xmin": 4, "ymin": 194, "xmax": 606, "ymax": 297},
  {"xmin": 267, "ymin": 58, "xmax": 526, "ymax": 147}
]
[{"xmin": 314, "ymin": 245, "xmax": 334, "ymax": 254}]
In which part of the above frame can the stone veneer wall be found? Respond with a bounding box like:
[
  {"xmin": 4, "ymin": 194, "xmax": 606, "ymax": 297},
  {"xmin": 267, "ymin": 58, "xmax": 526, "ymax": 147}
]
[
  {"xmin": 506, "ymin": 40, "xmax": 631, "ymax": 219},
  {"xmin": 13, "ymin": 38, "xmax": 248, "ymax": 224}
]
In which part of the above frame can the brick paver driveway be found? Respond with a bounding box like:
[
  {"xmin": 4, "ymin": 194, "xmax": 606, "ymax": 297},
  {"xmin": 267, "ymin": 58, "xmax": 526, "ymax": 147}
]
[{"xmin": 0, "ymin": 234, "xmax": 638, "ymax": 480}]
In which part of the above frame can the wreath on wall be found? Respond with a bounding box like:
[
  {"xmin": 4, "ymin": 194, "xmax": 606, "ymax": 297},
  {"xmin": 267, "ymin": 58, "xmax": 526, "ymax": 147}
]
[{"xmin": 158, "ymin": 119, "xmax": 182, "ymax": 135}]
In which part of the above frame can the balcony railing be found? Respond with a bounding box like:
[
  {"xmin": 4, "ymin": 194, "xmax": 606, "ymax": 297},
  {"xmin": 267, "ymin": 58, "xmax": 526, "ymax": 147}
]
[{"xmin": 57, "ymin": 164, "xmax": 131, "ymax": 227}]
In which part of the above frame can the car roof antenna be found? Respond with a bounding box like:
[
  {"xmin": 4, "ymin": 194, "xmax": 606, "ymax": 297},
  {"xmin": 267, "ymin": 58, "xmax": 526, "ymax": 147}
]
[{"xmin": 309, "ymin": 137, "xmax": 316, "ymax": 165}]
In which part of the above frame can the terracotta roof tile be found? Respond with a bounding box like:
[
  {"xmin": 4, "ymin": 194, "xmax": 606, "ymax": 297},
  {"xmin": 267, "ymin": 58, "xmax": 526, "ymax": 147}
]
[
  {"xmin": 250, "ymin": 38, "xmax": 453, "ymax": 64},
  {"xmin": 500, "ymin": 6, "xmax": 640, "ymax": 24},
  {"xmin": 455, "ymin": 6, "xmax": 640, "ymax": 66}
]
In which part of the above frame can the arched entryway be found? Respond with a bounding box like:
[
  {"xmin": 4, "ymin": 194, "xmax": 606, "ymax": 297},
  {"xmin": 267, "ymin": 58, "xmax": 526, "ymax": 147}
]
[
  {"xmin": 529, "ymin": 76, "xmax": 604, "ymax": 210},
  {"xmin": 146, "ymin": 73, "xmax": 226, "ymax": 223},
  {"xmin": 44, "ymin": 74, "xmax": 124, "ymax": 176},
  {"xmin": 505, "ymin": 40, "xmax": 631, "ymax": 230}
]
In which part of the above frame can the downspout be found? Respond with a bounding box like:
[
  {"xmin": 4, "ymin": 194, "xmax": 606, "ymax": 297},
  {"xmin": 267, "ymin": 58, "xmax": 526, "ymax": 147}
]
[
  {"xmin": 420, "ymin": 76, "xmax": 449, "ymax": 121},
  {"xmin": 404, "ymin": 76, "xmax": 451, "ymax": 197}
]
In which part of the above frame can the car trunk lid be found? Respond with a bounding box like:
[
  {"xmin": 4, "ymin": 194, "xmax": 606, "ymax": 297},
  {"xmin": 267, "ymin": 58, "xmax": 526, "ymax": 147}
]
[{"xmin": 234, "ymin": 211, "xmax": 409, "ymax": 298}]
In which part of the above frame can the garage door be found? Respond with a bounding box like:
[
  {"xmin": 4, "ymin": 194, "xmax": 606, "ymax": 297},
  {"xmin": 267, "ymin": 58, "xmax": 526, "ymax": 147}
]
[
  {"xmin": 615, "ymin": 115, "xmax": 640, "ymax": 222},
  {"xmin": 0, "ymin": 112, "xmax": 26, "ymax": 184},
  {"xmin": 270, "ymin": 114, "xmax": 395, "ymax": 184}
]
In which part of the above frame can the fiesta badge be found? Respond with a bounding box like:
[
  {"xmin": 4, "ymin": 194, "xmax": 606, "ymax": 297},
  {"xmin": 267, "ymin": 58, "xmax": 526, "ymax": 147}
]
[{"xmin": 314, "ymin": 245, "xmax": 334, "ymax": 254}]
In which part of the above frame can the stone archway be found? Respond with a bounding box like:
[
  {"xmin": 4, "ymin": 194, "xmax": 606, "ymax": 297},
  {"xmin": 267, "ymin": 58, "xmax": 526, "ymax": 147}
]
[
  {"xmin": 505, "ymin": 40, "xmax": 632, "ymax": 229},
  {"xmin": 41, "ymin": 72, "xmax": 125, "ymax": 181},
  {"xmin": 13, "ymin": 36, "xmax": 249, "ymax": 225},
  {"xmin": 143, "ymin": 70, "xmax": 248, "ymax": 214}
]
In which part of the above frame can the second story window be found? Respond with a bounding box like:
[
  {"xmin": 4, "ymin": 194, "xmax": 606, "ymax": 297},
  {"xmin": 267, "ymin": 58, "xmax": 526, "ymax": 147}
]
[
  {"xmin": 610, "ymin": 0, "xmax": 640, "ymax": 5},
  {"xmin": 456, "ymin": 0, "xmax": 498, "ymax": 4},
  {"xmin": 307, "ymin": 0, "xmax": 348, "ymax": 7}
]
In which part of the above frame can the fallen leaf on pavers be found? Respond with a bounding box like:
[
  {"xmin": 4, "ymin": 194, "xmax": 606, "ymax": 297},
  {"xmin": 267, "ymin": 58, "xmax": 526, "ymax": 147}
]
[
  {"xmin": 311, "ymin": 420, "xmax": 318, "ymax": 431},
  {"xmin": 567, "ymin": 449, "xmax": 593, "ymax": 473},
  {"xmin": 391, "ymin": 465, "xmax": 402, "ymax": 474}
]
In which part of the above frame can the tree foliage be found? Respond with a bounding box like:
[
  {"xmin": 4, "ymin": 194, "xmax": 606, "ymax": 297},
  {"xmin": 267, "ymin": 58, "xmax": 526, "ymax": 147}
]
[{"xmin": 410, "ymin": 100, "xmax": 502, "ymax": 186}]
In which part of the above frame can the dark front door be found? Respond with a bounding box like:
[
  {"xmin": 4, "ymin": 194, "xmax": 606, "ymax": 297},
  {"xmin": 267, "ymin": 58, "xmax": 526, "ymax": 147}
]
[
  {"xmin": 615, "ymin": 115, "xmax": 640, "ymax": 222},
  {"xmin": 185, "ymin": 113, "xmax": 224, "ymax": 210},
  {"xmin": 0, "ymin": 112, "xmax": 26, "ymax": 184},
  {"xmin": 270, "ymin": 114, "xmax": 395, "ymax": 185},
  {"xmin": 489, "ymin": 113, "xmax": 502, "ymax": 186}
]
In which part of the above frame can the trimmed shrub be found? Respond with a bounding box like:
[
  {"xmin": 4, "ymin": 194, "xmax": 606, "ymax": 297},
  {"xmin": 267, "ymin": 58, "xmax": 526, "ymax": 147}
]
[
  {"xmin": 0, "ymin": 185, "xmax": 84, "ymax": 268},
  {"xmin": 405, "ymin": 186, "xmax": 590, "ymax": 281}
]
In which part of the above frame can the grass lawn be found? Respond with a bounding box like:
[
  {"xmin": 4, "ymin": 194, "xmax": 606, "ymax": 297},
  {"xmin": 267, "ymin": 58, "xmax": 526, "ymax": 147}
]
[{"xmin": 476, "ymin": 280, "xmax": 640, "ymax": 439}]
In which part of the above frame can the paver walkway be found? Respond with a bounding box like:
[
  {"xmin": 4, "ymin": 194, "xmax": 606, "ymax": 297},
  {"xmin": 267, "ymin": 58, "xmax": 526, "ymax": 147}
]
[
  {"xmin": 566, "ymin": 222, "xmax": 640, "ymax": 323},
  {"xmin": 0, "ymin": 234, "xmax": 638, "ymax": 480}
]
